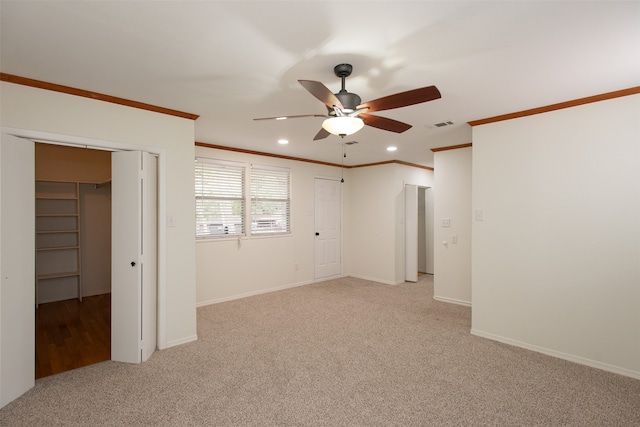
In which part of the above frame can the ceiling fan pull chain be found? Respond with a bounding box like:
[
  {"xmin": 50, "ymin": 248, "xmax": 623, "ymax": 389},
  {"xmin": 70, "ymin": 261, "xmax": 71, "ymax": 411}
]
[{"xmin": 341, "ymin": 142, "xmax": 345, "ymax": 183}]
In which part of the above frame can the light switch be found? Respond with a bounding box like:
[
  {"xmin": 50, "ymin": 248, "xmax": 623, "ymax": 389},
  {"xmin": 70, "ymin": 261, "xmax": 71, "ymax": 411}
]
[
  {"xmin": 475, "ymin": 210, "xmax": 485, "ymax": 221},
  {"xmin": 167, "ymin": 215, "xmax": 176, "ymax": 227},
  {"xmin": 441, "ymin": 218, "xmax": 450, "ymax": 227}
]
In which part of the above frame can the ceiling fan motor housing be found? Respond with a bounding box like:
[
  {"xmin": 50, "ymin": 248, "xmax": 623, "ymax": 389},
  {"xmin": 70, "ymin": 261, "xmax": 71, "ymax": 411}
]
[{"xmin": 329, "ymin": 91, "xmax": 361, "ymax": 115}]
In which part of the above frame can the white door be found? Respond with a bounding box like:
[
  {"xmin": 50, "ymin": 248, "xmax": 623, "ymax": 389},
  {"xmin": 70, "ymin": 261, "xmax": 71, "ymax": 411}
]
[
  {"xmin": 0, "ymin": 134, "xmax": 35, "ymax": 408},
  {"xmin": 405, "ymin": 184, "xmax": 418, "ymax": 282},
  {"xmin": 314, "ymin": 178, "xmax": 341, "ymax": 280},
  {"xmin": 111, "ymin": 151, "xmax": 157, "ymax": 363}
]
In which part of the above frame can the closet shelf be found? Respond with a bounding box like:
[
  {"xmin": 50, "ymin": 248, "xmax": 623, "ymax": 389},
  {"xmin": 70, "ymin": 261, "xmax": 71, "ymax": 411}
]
[
  {"xmin": 35, "ymin": 195, "xmax": 78, "ymax": 200},
  {"xmin": 36, "ymin": 213, "xmax": 79, "ymax": 218},
  {"xmin": 37, "ymin": 271, "xmax": 80, "ymax": 280},
  {"xmin": 36, "ymin": 229, "xmax": 79, "ymax": 234},
  {"xmin": 35, "ymin": 180, "xmax": 82, "ymax": 306},
  {"xmin": 37, "ymin": 245, "xmax": 79, "ymax": 252}
]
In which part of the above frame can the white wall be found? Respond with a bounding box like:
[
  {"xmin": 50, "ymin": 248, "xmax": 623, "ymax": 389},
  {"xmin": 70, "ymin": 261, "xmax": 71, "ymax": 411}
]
[
  {"xmin": 433, "ymin": 147, "xmax": 472, "ymax": 306},
  {"xmin": 348, "ymin": 163, "xmax": 433, "ymax": 285},
  {"xmin": 195, "ymin": 148, "xmax": 434, "ymax": 303},
  {"xmin": 471, "ymin": 94, "xmax": 640, "ymax": 378},
  {"xmin": 0, "ymin": 82, "xmax": 198, "ymax": 347},
  {"xmin": 80, "ymin": 183, "xmax": 111, "ymax": 297},
  {"xmin": 195, "ymin": 145, "xmax": 344, "ymax": 305}
]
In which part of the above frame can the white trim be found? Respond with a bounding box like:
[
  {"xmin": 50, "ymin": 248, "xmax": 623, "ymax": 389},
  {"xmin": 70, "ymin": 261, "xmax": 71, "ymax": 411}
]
[
  {"xmin": 166, "ymin": 335, "xmax": 198, "ymax": 348},
  {"xmin": 196, "ymin": 280, "xmax": 314, "ymax": 307},
  {"xmin": 433, "ymin": 296, "xmax": 472, "ymax": 307},
  {"xmin": 313, "ymin": 274, "xmax": 344, "ymax": 284},
  {"xmin": 0, "ymin": 126, "xmax": 168, "ymax": 350},
  {"xmin": 470, "ymin": 329, "xmax": 640, "ymax": 380},
  {"xmin": 347, "ymin": 273, "xmax": 401, "ymax": 286}
]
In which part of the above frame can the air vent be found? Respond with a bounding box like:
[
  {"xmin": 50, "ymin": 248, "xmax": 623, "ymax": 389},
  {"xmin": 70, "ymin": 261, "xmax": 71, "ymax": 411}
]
[{"xmin": 428, "ymin": 120, "xmax": 455, "ymax": 129}]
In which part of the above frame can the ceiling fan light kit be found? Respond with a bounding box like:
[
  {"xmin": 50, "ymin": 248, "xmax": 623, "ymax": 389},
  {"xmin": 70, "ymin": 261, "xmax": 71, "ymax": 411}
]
[
  {"xmin": 322, "ymin": 116, "xmax": 365, "ymax": 136},
  {"xmin": 254, "ymin": 63, "xmax": 441, "ymax": 140}
]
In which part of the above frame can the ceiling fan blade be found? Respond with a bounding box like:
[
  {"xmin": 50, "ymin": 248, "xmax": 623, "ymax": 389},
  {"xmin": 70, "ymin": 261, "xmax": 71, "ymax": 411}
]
[
  {"xmin": 298, "ymin": 80, "xmax": 344, "ymax": 110},
  {"xmin": 313, "ymin": 128, "xmax": 330, "ymax": 141},
  {"xmin": 254, "ymin": 114, "xmax": 326, "ymax": 121},
  {"xmin": 357, "ymin": 85, "xmax": 441, "ymax": 113},
  {"xmin": 360, "ymin": 113, "xmax": 412, "ymax": 133}
]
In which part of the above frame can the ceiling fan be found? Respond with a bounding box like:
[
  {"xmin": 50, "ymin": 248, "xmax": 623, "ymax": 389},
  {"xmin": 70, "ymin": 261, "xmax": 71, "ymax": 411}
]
[{"xmin": 254, "ymin": 63, "xmax": 441, "ymax": 140}]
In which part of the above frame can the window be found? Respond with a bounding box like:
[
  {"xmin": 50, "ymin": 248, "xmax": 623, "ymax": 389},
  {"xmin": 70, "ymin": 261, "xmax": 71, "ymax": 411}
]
[
  {"xmin": 250, "ymin": 165, "xmax": 291, "ymax": 235},
  {"xmin": 195, "ymin": 158, "xmax": 245, "ymax": 238},
  {"xmin": 195, "ymin": 159, "xmax": 291, "ymax": 239}
]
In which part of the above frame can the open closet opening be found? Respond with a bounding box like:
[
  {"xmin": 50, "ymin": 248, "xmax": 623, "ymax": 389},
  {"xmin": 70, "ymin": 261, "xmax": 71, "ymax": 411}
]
[
  {"xmin": 35, "ymin": 143, "xmax": 112, "ymax": 378},
  {"xmin": 405, "ymin": 184, "xmax": 434, "ymax": 282}
]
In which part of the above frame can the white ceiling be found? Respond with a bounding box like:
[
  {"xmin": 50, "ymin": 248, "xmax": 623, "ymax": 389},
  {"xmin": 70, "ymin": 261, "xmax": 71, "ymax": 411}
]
[{"xmin": 1, "ymin": 1, "xmax": 639, "ymax": 167}]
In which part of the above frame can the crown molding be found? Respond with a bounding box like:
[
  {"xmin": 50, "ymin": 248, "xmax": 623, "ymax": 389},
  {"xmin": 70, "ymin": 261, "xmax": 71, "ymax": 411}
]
[
  {"xmin": 431, "ymin": 143, "xmax": 472, "ymax": 152},
  {"xmin": 468, "ymin": 86, "xmax": 640, "ymax": 127},
  {"xmin": 195, "ymin": 142, "xmax": 434, "ymax": 171},
  {"xmin": 196, "ymin": 142, "xmax": 344, "ymax": 168},
  {"xmin": 349, "ymin": 160, "xmax": 433, "ymax": 171},
  {"xmin": 0, "ymin": 72, "xmax": 199, "ymax": 121}
]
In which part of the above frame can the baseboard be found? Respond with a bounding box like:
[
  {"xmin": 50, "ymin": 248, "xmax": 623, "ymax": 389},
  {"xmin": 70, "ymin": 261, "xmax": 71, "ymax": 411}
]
[
  {"xmin": 348, "ymin": 274, "xmax": 399, "ymax": 285},
  {"xmin": 313, "ymin": 274, "xmax": 345, "ymax": 284},
  {"xmin": 470, "ymin": 329, "xmax": 640, "ymax": 380},
  {"xmin": 196, "ymin": 280, "xmax": 314, "ymax": 307},
  {"xmin": 433, "ymin": 295, "xmax": 472, "ymax": 307},
  {"xmin": 165, "ymin": 334, "xmax": 198, "ymax": 349}
]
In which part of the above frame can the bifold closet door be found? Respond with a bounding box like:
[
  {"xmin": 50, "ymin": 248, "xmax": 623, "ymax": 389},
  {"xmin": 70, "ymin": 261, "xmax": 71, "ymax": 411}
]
[
  {"xmin": 111, "ymin": 151, "xmax": 157, "ymax": 364},
  {"xmin": 0, "ymin": 133, "xmax": 35, "ymax": 408}
]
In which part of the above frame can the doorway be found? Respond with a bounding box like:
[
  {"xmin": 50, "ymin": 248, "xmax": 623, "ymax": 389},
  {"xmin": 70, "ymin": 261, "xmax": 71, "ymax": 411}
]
[
  {"xmin": 405, "ymin": 184, "xmax": 434, "ymax": 282},
  {"xmin": 34, "ymin": 143, "xmax": 112, "ymax": 378}
]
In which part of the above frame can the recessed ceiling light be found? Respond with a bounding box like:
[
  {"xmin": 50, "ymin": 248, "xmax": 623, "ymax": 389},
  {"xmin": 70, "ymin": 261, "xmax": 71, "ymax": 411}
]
[
  {"xmin": 387, "ymin": 146, "xmax": 397, "ymax": 152},
  {"xmin": 278, "ymin": 139, "xmax": 289, "ymax": 145}
]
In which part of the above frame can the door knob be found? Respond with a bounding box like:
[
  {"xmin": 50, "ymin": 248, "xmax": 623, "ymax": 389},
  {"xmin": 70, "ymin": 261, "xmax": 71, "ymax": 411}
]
[{"xmin": 131, "ymin": 261, "xmax": 136, "ymax": 267}]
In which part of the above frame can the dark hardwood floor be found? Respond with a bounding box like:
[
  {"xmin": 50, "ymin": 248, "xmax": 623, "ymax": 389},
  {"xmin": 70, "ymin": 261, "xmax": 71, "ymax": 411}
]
[{"xmin": 35, "ymin": 294, "xmax": 111, "ymax": 379}]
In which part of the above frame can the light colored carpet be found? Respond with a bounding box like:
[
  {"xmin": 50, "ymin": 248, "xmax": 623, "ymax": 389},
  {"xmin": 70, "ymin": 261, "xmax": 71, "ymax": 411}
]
[{"xmin": 2, "ymin": 275, "xmax": 639, "ymax": 426}]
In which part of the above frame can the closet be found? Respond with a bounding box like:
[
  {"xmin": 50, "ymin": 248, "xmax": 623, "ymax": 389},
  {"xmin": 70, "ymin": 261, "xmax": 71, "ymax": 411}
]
[
  {"xmin": 34, "ymin": 143, "xmax": 112, "ymax": 304},
  {"xmin": 34, "ymin": 143, "xmax": 112, "ymax": 378}
]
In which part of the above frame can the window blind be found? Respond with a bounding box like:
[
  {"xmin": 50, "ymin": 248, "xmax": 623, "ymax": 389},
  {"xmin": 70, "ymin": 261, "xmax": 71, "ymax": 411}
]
[
  {"xmin": 250, "ymin": 166, "xmax": 291, "ymax": 235},
  {"xmin": 195, "ymin": 158, "xmax": 245, "ymax": 238}
]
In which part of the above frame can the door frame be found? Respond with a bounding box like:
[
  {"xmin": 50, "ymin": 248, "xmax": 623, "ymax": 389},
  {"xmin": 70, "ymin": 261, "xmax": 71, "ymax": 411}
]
[
  {"xmin": 405, "ymin": 184, "xmax": 419, "ymax": 282},
  {"xmin": 0, "ymin": 126, "xmax": 167, "ymax": 350}
]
